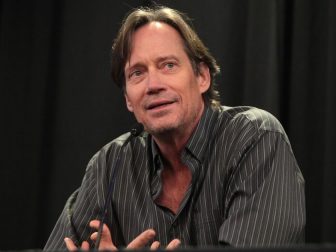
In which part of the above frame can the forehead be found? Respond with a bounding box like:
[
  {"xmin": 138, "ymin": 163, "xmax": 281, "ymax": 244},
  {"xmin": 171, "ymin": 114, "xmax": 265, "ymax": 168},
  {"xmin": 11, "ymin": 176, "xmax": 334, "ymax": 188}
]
[
  {"xmin": 127, "ymin": 22, "xmax": 187, "ymax": 64},
  {"xmin": 133, "ymin": 21, "xmax": 183, "ymax": 44}
]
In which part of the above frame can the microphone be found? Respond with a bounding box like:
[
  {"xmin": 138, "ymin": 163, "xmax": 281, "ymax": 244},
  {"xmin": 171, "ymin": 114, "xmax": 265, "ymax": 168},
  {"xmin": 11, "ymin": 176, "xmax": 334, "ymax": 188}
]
[
  {"xmin": 124, "ymin": 123, "xmax": 144, "ymax": 146},
  {"xmin": 94, "ymin": 123, "xmax": 144, "ymax": 249}
]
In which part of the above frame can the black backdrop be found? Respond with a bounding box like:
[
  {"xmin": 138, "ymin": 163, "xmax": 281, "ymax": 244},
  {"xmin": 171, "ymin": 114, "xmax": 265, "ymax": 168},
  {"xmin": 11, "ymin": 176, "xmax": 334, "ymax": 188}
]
[{"xmin": 1, "ymin": 0, "xmax": 336, "ymax": 250}]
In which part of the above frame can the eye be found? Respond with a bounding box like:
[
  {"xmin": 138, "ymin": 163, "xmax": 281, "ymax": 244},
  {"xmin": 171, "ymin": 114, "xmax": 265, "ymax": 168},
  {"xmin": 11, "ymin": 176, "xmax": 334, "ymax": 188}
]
[
  {"xmin": 166, "ymin": 62, "xmax": 175, "ymax": 69},
  {"xmin": 162, "ymin": 61, "xmax": 178, "ymax": 72},
  {"xmin": 129, "ymin": 70, "xmax": 142, "ymax": 79}
]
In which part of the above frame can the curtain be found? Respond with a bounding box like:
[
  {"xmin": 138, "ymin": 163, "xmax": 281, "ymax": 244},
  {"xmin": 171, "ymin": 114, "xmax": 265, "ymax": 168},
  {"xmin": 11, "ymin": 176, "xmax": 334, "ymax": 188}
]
[{"xmin": 1, "ymin": 0, "xmax": 335, "ymax": 249}]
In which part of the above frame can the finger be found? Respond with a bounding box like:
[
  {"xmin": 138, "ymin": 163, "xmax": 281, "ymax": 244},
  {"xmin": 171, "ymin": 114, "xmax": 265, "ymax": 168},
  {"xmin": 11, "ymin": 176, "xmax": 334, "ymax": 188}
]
[
  {"xmin": 90, "ymin": 220, "xmax": 112, "ymax": 238},
  {"xmin": 90, "ymin": 232, "xmax": 98, "ymax": 241},
  {"xmin": 81, "ymin": 241, "xmax": 90, "ymax": 250},
  {"xmin": 126, "ymin": 229, "xmax": 156, "ymax": 249},
  {"xmin": 89, "ymin": 220, "xmax": 117, "ymax": 250},
  {"xmin": 166, "ymin": 239, "xmax": 181, "ymax": 250},
  {"xmin": 150, "ymin": 241, "xmax": 160, "ymax": 250},
  {"xmin": 89, "ymin": 219, "xmax": 101, "ymax": 229},
  {"xmin": 64, "ymin": 237, "xmax": 78, "ymax": 252}
]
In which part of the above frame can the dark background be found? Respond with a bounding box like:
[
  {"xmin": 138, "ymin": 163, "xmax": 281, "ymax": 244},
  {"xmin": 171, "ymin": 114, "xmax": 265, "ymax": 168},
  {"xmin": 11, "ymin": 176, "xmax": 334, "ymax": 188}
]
[{"xmin": 1, "ymin": 0, "xmax": 336, "ymax": 249}]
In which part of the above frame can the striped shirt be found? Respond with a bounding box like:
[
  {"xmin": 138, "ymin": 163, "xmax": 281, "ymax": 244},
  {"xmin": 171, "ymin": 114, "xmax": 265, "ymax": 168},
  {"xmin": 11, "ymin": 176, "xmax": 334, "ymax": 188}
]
[{"xmin": 44, "ymin": 105, "xmax": 305, "ymax": 250}]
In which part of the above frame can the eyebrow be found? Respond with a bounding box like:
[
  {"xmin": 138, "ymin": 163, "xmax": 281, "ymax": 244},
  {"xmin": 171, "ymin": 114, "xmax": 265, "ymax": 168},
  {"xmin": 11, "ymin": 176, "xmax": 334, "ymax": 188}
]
[
  {"xmin": 156, "ymin": 55, "xmax": 179, "ymax": 64},
  {"xmin": 124, "ymin": 62, "xmax": 144, "ymax": 75},
  {"xmin": 125, "ymin": 55, "xmax": 180, "ymax": 73}
]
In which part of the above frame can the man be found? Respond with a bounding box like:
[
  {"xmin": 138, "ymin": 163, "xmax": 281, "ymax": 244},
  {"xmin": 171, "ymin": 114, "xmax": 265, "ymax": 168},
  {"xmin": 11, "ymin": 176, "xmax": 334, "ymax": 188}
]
[{"xmin": 44, "ymin": 6, "xmax": 305, "ymax": 250}]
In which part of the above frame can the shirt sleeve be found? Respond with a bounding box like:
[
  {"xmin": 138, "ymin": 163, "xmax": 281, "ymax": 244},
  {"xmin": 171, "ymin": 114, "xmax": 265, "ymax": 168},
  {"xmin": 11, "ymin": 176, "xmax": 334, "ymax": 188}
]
[
  {"xmin": 44, "ymin": 150, "xmax": 109, "ymax": 250},
  {"xmin": 218, "ymin": 130, "xmax": 305, "ymax": 246}
]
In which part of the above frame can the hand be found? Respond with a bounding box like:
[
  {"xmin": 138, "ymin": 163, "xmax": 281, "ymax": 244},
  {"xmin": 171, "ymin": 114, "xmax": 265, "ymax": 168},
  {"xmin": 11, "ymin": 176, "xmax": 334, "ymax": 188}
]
[{"xmin": 64, "ymin": 220, "xmax": 181, "ymax": 251}]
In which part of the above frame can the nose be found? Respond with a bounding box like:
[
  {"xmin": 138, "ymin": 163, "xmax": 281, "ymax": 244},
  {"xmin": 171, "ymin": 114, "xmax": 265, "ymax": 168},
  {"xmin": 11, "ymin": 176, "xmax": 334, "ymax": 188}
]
[{"xmin": 146, "ymin": 69, "xmax": 165, "ymax": 94}]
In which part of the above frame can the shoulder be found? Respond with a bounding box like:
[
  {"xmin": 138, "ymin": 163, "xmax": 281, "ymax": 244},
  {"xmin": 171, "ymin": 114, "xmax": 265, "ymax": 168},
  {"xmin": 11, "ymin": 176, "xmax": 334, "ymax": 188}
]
[
  {"xmin": 214, "ymin": 106, "xmax": 290, "ymax": 149},
  {"xmin": 219, "ymin": 106, "xmax": 285, "ymax": 134}
]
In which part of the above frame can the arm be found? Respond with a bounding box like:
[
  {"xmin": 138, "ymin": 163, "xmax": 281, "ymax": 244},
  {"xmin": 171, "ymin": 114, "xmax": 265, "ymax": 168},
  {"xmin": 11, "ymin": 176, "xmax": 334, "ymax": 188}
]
[
  {"xmin": 219, "ymin": 131, "xmax": 305, "ymax": 246},
  {"xmin": 44, "ymin": 144, "xmax": 181, "ymax": 250},
  {"xmin": 44, "ymin": 150, "xmax": 105, "ymax": 250}
]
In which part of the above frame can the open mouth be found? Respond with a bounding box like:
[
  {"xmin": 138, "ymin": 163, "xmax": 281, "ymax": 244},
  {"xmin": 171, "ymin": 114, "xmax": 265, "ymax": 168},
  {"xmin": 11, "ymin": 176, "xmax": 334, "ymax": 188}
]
[{"xmin": 147, "ymin": 100, "xmax": 175, "ymax": 110}]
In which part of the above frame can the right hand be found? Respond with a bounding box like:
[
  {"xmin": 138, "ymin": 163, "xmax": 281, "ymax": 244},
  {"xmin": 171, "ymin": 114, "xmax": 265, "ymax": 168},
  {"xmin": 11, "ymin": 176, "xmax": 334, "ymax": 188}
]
[{"xmin": 64, "ymin": 220, "xmax": 181, "ymax": 251}]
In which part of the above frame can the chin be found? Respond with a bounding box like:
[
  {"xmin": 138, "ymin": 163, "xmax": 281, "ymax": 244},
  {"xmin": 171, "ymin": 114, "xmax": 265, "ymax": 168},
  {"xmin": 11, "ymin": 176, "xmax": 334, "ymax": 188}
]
[{"xmin": 145, "ymin": 121, "xmax": 180, "ymax": 136}]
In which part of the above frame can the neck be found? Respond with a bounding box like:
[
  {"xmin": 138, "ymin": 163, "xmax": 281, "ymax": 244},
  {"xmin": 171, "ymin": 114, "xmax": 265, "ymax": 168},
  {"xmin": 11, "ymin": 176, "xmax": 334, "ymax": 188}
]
[{"xmin": 152, "ymin": 105, "xmax": 205, "ymax": 171}]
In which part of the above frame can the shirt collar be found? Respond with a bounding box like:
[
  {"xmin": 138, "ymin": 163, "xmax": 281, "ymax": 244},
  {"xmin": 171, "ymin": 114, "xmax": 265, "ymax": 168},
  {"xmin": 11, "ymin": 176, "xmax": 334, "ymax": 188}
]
[
  {"xmin": 150, "ymin": 105, "xmax": 220, "ymax": 167},
  {"xmin": 184, "ymin": 105, "xmax": 219, "ymax": 162}
]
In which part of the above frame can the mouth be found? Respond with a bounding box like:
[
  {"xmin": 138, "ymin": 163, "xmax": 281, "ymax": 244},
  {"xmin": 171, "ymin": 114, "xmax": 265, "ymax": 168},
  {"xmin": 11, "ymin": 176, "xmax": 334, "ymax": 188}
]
[{"xmin": 146, "ymin": 100, "xmax": 176, "ymax": 110}]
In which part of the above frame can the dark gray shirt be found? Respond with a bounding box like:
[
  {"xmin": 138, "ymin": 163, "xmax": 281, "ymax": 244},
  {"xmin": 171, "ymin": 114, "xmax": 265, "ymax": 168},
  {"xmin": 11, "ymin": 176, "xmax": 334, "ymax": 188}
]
[{"xmin": 44, "ymin": 106, "xmax": 305, "ymax": 250}]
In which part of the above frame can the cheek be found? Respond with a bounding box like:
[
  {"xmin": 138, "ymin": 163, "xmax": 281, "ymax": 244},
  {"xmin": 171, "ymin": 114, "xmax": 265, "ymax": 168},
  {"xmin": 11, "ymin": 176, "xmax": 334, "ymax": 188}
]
[
  {"xmin": 184, "ymin": 82, "xmax": 202, "ymax": 101},
  {"xmin": 124, "ymin": 88, "xmax": 137, "ymax": 112},
  {"xmin": 124, "ymin": 95, "xmax": 133, "ymax": 112},
  {"xmin": 125, "ymin": 88, "xmax": 144, "ymax": 113}
]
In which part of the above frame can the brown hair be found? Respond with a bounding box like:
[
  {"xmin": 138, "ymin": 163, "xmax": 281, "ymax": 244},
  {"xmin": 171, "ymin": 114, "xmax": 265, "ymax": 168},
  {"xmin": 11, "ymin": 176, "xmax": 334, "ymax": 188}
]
[{"xmin": 111, "ymin": 6, "xmax": 221, "ymax": 108}]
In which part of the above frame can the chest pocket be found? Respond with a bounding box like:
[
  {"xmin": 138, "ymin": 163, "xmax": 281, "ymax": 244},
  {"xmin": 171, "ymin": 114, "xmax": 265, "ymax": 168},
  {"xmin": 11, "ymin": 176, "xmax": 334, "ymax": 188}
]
[{"xmin": 192, "ymin": 208, "xmax": 223, "ymax": 245}]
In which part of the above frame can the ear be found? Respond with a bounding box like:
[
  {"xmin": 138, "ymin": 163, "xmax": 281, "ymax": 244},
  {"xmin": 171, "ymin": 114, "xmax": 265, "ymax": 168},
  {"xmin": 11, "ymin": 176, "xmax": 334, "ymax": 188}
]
[
  {"xmin": 197, "ymin": 62, "xmax": 211, "ymax": 94},
  {"xmin": 124, "ymin": 93, "xmax": 134, "ymax": 112}
]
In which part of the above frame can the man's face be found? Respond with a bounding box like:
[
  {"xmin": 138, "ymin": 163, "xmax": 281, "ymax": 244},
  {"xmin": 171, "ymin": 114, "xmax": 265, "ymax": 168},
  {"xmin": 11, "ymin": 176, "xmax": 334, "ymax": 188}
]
[{"xmin": 124, "ymin": 22, "xmax": 210, "ymax": 136}]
